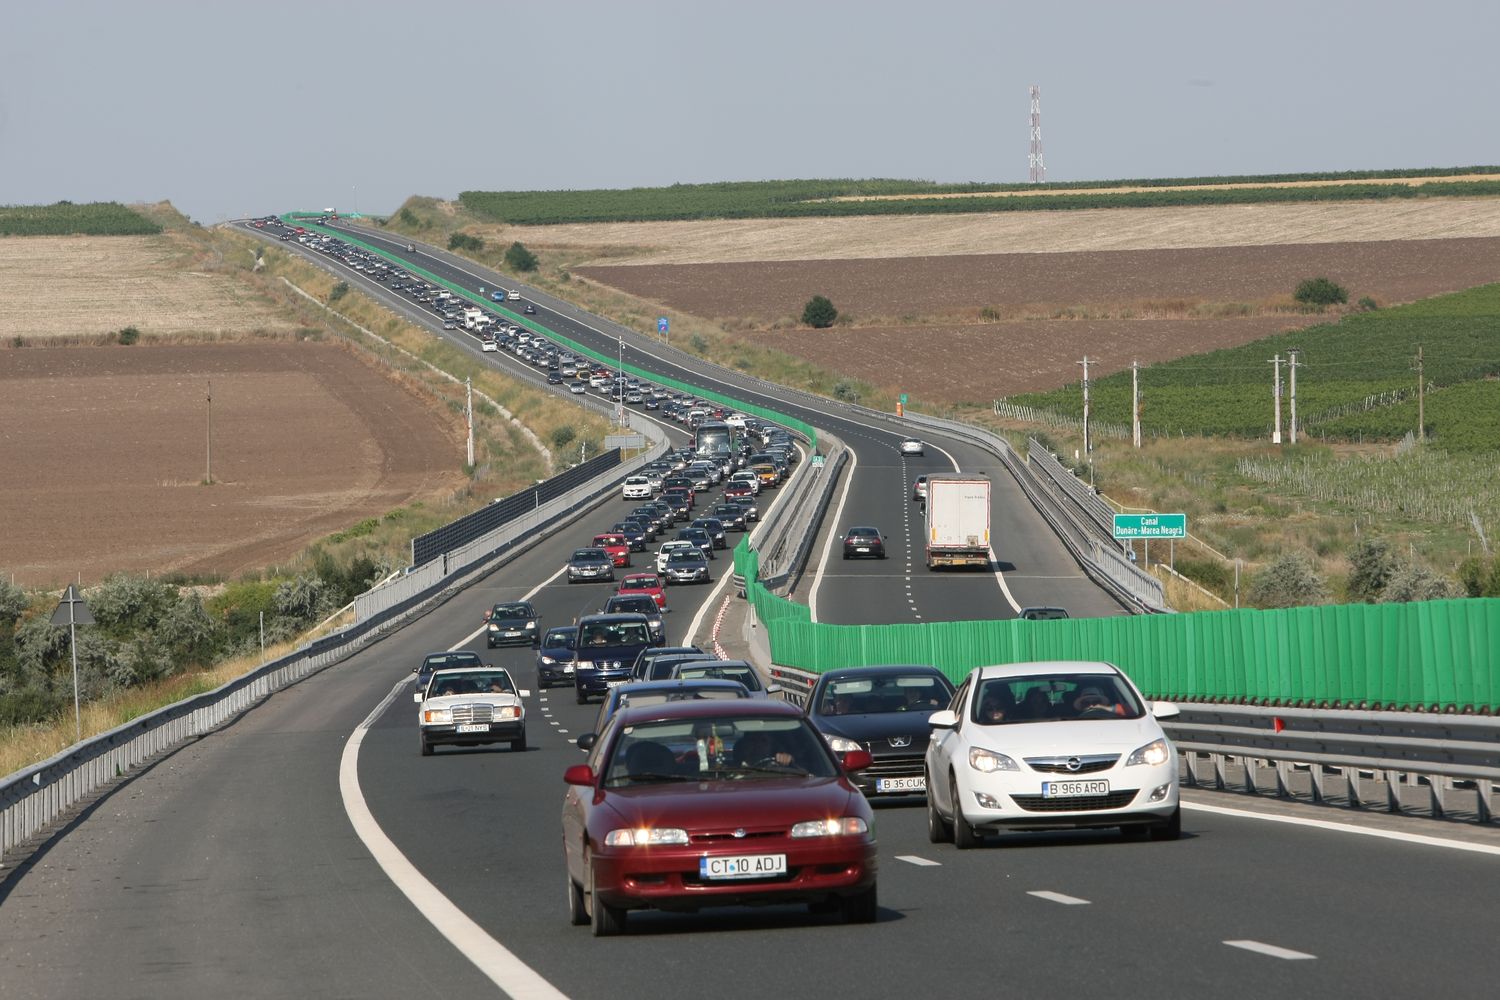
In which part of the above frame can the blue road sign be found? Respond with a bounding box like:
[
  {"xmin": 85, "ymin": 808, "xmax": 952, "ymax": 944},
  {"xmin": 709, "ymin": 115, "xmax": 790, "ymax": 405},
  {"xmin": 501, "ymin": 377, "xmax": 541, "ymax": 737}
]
[{"xmin": 657, "ymin": 317, "xmax": 669, "ymax": 334}]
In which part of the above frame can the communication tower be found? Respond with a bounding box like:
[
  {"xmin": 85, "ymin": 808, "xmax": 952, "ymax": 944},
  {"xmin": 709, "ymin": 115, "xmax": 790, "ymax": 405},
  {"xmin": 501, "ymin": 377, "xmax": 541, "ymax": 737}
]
[{"xmin": 1028, "ymin": 85, "xmax": 1046, "ymax": 183}]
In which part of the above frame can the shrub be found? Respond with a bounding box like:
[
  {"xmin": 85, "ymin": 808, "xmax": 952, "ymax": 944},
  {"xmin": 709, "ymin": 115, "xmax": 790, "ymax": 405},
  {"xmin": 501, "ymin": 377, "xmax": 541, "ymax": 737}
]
[
  {"xmin": 1380, "ymin": 563, "xmax": 1462, "ymax": 603},
  {"xmin": 1357, "ymin": 296, "xmax": 1378, "ymax": 311},
  {"xmin": 117, "ymin": 326, "xmax": 140, "ymax": 345},
  {"xmin": 1457, "ymin": 555, "xmax": 1500, "ymax": 598},
  {"xmin": 551, "ymin": 425, "xmax": 576, "ymax": 449},
  {"xmin": 504, "ymin": 241, "xmax": 539, "ymax": 272},
  {"xmin": 328, "ymin": 281, "xmax": 349, "ymax": 303},
  {"xmin": 448, "ymin": 232, "xmax": 484, "ymax": 253},
  {"xmin": 1345, "ymin": 538, "xmax": 1397, "ymax": 602},
  {"xmin": 802, "ymin": 295, "xmax": 838, "ymax": 328},
  {"xmin": 1247, "ymin": 551, "xmax": 1327, "ymax": 608},
  {"xmin": 689, "ymin": 334, "xmax": 709, "ymax": 354},
  {"xmin": 398, "ymin": 207, "xmax": 419, "ymax": 227},
  {"xmin": 833, "ymin": 380, "xmax": 861, "ymax": 403},
  {"xmin": 1293, "ymin": 277, "xmax": 1348, "ymax": 307}
]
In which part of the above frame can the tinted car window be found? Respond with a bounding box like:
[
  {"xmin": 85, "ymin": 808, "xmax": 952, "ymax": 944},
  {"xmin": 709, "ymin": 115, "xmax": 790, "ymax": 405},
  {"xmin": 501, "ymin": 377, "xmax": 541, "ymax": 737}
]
[{"xmin": 973, "ymin": 673, "xmax": 1144, "ymax": 724}]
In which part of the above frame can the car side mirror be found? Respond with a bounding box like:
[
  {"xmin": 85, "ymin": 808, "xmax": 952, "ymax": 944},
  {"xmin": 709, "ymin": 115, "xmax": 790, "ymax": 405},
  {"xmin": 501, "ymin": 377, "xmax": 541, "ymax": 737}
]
[
  {"xmin": 842, "ymin": 749, "xmax": 873, "ymax": 773},
  {"xmin": 577, "ymin": 732, "xmax": 597, "ymax": 751},
  {"xmin": 412, "ymin": 692, "xmax": 424, "ymax": 704},
  {"xmin": 927, "ymin": 709, "xmax": 958, "ymax": 729},
  {"xmin": 1152, "ymin": 701, "xmax": 1180, "ymax": 720},
  {"xmin": 564, "ymin": 764, "xmax": 596, "ymax": 786}
]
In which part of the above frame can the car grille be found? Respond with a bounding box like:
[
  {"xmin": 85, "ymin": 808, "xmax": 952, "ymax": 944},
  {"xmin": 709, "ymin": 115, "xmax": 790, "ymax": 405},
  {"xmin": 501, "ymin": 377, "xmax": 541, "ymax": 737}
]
[
  {"xmin": 450, "ymin": 705, "xmax": 496, "ymax": 725},
  {"xmin": 1025, "ymin": 754, "xmax": 1119, "ymax": 775},
  {"xmin": 861, "ymin": 750, "xmax": 927, "ymax": 779},
  {"xmin": 1011, "ymin": 790, "xmax": 1138, "ymax": 812},
  {"xmin": 692, "ymin": 828, "xmax": 784, "ymax": 844}
]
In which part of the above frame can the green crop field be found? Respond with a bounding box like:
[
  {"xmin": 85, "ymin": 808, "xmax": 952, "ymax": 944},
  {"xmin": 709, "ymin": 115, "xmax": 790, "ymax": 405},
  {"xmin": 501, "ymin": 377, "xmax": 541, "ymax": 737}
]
[
  {"xmin": 456, "ymin": 168, "xmax": 1500, "ymax": 225},
  {"xmin": 1005, "ymin": 283, "xmax": 1500, "ymax": 452},
  {"xmin": 0, "ymin": 201, "xmax": 160, "ymax": 236}
]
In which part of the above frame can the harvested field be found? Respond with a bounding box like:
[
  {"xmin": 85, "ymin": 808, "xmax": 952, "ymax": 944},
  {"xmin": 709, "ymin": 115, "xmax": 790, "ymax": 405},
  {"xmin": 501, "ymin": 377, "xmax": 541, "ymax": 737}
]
[
  {"xmin": 0, "ymin": 235, "xmax": 298, "ymax": 341},
  {"xmin": 737, "ymin": 316, "xmax": 1324, "ymax": 402},
  {"xmin": 470, "ymin": 198, "xmax": 1500, "ymax": 265},
  {"xmin": 0, "ymin": 343, "xmax": 465, "ymax": 586},
  {"xmin": 577, "ymin": 237, "xmax": 1500, "ymax": 323}
]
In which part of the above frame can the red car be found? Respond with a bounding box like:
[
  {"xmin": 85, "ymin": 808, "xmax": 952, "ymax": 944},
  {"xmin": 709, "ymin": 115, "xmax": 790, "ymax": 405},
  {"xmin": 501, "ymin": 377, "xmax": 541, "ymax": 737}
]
[
  {"xmin": 592, "ymin": 533, "xmax": 632, "ymax": 569},
  {"xmin": 561, "ymin": 700, "xmax": 878, "ymax": 936},
  {"xmin": 724, "ymin": 481, "xmax": 753, "ymax": 501},
  {"xmin": 617, "ymin": 572, "xmax": 668, "ymax": 611}
]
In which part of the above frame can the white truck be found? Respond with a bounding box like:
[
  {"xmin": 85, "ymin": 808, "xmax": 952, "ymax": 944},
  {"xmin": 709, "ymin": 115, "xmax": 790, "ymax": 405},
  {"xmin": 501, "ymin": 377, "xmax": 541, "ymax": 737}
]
[
  {"xmin": 924, "ymin": 474, "xmax": 991, "ymax": 569},
  {"xmin": 462, "ymin": 307, "xmax": 485, "ymax": 331}
]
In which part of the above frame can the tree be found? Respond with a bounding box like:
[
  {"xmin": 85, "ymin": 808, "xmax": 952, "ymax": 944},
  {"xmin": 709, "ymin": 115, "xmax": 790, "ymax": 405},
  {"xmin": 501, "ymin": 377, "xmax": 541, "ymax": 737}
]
[
  {"xmin": 448, "ymin": 232, "xmax": 484, "ymax": 253},
  {"xmin": 1247, "ymin": 552, "xmax": 1327, "ymax": 609},
  {"xmin": 1345, "ymin": 538, "xmax": 1397, "ymax": 602},
  {"xmin": 505, "ymin": 241, "xmax": 538, "ymax": 272},
  {"xmin": 1381, "ymin": 564, "xmax": 1462, "ymax": 603},
  {"xmin": 1458, "ymin": 555, "xmax": 1500, "ymax": 598},
  {"xmin": 117, "ymin": 326, "xmax": 140, "ymax": 345},
  {"xmin": 802, "ymin": 295, "xmax": 838, "ymax": 328},
  {"xmin": 328, "ymin": 281, "xmax": 348, "ymax": 303},
  {"xmin": 551, "ymin": 425, "xmax": 576, "ymax": 450},
  {"xmin": 1293, "ymin": 277, "xmax": 1348, "ymax": 307}
]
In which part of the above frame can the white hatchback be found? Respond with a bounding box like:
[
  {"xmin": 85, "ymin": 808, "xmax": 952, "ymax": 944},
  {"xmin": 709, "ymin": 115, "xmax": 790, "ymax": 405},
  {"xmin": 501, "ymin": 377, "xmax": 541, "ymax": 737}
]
[
  {"xmin": 656, "ymin": 540, "xmax": 698, "ymax": 574},
  {"xmin": 899, "ymin": 438, "xmax": 924, "ymax": 456},
  {"xmin": 621, "ymin": 476, "xmax": 653, "ymax": 500},
  {"xmin": 924, "ymin": 661, "xmax": 1180, "ymax": 847}
]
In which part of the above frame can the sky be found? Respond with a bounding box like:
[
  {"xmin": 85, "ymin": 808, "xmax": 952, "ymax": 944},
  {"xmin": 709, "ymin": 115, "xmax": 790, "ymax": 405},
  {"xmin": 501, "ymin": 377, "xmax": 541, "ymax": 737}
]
[{"xmin": 3, "ymin": 0, "xmax": 1498, "ymax": 223}]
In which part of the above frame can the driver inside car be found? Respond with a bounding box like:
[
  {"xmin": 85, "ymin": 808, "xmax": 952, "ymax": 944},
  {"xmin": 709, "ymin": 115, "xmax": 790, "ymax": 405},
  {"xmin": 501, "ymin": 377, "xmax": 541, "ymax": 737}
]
[{"xmin": 732, "ymin": 731, "xmax": 794, "ymax": 768}]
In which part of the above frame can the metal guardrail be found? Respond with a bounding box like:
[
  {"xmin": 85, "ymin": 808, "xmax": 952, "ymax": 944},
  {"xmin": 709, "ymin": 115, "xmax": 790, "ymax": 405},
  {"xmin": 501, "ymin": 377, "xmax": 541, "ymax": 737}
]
[
  {"xmin": 1163, "ymin": 705, "xmax": 1500, "ymax": 824},
  {"xmin": 755, "ymin": 433, "xmax": 847, "ymax": 591},
  {"xmin": 1027, "ymin": 440, "xmax": 1120, "ymax": 543}
]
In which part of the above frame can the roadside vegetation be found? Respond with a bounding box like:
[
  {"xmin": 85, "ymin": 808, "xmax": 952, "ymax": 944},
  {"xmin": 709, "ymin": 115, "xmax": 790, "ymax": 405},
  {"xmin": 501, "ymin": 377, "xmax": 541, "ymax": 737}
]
[{"xmin": 0, "ymin": 200, "xmax": 161, "ymax": 236}]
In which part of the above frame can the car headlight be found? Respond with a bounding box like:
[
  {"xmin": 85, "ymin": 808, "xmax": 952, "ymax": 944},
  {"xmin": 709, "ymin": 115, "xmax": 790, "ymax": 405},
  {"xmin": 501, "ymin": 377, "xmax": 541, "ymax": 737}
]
[
  {"xmin": 525, "ymin": 621, "xmax": 536, "ymax": 629},
  {"xmin": 604, "ymin": 827, "xmax": 689, "ymax": 847},
  {"xmin": 487, "ymin": 623, "xmax": 499, "ymax": 631},
  {"xmin": 540, "ymin": 656, "xmax": 556, "ymax": 665},
  {"xmin": 575, "ymin": 660, "xmax": 594, "ymax": 670},
  {"xmin": 423, "ymin": 708, "xmax": 453, "ymax": 724},
  {"xmin": 1126, "ymin": 738, "xmax": 1170, "ymax": 767},
  {"xmin": 497, "ymin": 706, "xmax": 521, "ymax": 720},
  {"xmin": 790, "ymin": 817, "xmax": 869, "ymax": 838},
  {"xmin": 825, "ymin": 735, "xmax": 863, "ymax": 753},
  {"xmin": 969, "ymin": 748, "xmax": 1020, "ymax": 773}
]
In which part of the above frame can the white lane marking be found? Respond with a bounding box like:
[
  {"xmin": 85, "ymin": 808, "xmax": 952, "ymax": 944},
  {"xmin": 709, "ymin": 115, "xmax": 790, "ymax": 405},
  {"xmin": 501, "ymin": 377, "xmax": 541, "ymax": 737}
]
[
  {"xmin": 1224, "ymin": 940, "xmax": 1316, "ymax": 961},
  {"xmin": 1028, "ymin": 890, "xmax": 1090, "ymax": 906},
  {"xmin": 557, "ymin": 729, "xmax": 569, "ymax": 734},
  {"xmin": 454, "ymin": 563, "xmax": 570, "ymax": 649},
  {"xmin": 1182, "ymin": 800, "xmax": 1500, "ymax": 857},
  {"xmin": 988, "ymin": 546, "xmax": 1023, "ymax": 614},
  {"xmin": 340, "ymin": 681, "xmax": 570, "ymax": 1000},
  {"xmin": 808, "ymin": 445, "xmax": 859, "ymax": 623},
  {"xmin": 895, "ymin": 855, "xmax": 941, "ymax": 867}
]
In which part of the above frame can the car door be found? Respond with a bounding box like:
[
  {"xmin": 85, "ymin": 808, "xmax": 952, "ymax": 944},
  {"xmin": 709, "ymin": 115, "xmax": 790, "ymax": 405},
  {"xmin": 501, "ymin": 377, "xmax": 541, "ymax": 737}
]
[
  {"xmin": 927, "ymin": 677, "xmax": 971, "ymax": 816},
  {"xmin": 562, "ymin": 716, "xmax": 617, "ymax": 882}
]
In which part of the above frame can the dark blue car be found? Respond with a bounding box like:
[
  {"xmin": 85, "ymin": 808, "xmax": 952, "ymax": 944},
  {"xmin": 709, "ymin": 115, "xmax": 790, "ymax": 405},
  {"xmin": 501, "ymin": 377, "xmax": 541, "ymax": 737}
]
[{"xmin": 572, "ymin": 613, "xmax": 655, "ymax": 705}]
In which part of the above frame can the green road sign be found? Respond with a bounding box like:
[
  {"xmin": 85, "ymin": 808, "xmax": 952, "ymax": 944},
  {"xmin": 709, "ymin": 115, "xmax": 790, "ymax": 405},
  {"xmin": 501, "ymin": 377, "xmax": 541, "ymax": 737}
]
[
  {"xmin": 1112, "ymin": 513, "xmax": 1187, "ymax": 539},
  {"xmin": 810, "ymin": 454, "xmax": 826, "ymax": 468},
  {"xmin": 899, "ymin": 393, "xmax": 908, "ymax": 404}
]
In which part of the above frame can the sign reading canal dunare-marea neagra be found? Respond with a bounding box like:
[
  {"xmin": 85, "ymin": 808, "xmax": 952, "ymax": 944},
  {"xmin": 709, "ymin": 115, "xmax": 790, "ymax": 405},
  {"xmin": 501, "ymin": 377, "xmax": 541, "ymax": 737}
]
[{"xmin": 1112, "ymin": 513, "xmax": 1187, "ymax": 539}]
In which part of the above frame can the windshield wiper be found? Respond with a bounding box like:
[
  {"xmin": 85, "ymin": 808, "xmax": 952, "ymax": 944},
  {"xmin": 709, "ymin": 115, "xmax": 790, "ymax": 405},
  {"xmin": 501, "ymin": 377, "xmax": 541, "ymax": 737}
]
[{"xmin": 607, "ymin": 771, "xmax": 696, "ymax": 785}]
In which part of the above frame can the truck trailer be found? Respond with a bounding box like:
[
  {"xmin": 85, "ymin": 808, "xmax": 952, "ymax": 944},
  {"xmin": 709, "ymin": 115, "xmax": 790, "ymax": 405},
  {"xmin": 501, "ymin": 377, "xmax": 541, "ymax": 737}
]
[{"xmin": 924, "ymin": 474, "xmax": 991, "ymax": 569}]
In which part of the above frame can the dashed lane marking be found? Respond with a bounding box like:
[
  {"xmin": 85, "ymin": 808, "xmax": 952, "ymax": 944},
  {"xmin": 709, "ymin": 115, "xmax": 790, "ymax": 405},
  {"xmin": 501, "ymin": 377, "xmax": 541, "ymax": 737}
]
[
  {"xmin": 1223, "ymin": 940, "xmax": 1316, "ymax": 961},
  {"xmin": 1028, "ymin": 890, "xmax": 1090, "ymax": 906},
  {"xmin": 895, "ymin": 855, "xmax": 942, "ymax": 867}
]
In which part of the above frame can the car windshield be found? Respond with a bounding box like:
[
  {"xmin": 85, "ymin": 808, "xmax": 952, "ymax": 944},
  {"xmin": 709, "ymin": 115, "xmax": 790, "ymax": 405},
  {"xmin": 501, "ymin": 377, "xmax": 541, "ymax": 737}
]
[
  {"xmin": 815, "ymin": 673, "xmax": 948, "ymax": 715},
  {"xmin": 423, "ymin": 652, "xmax": 481, "ymax": 671},
  {"xmin": 573, "ymin": 549, "xmax": 605, "ymax": 561},
  {"xmin": 580, "ymin": 621, "xmax": 651, "ymax": 647},
  {"xmin": 428, "ymin": 671, "xmax": 516, "ymax": 697},
  {"xmin": 666, "ymin": 552, "xmax": 703, "ymax": 565},
  {"xmin": 491, "ymin": 604, "xmax": 531, "ymax": 619},
  {"xmin": 542, "ymin": 630, "xmax": 575, "ymax": 650},
  {"xmin": 623, "ymin": 575, "xmax": 660, "ymax": 589},
  {"xmin": 847, "ymin": 528, "xmax": 879, "ymax": 539},
  {"xmin": 601, "ymin": 716, "xmax": 835, "ymax": 785},
  {"xmin": 676, "ymin": 663, "xmax": 762, "ymax": 691},
  {"xmin": 609, "ymin": 597, "xmax": 656, "ymax": 615},
  {"xmin": 972, "ymin": 674, "xmax": 1145, "ymax": 724}
]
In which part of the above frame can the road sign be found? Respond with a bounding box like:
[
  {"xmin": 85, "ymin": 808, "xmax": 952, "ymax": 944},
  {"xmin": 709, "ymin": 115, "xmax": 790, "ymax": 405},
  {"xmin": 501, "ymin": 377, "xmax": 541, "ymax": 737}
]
[
  {"xmin": 657, "ymin": 317, "xmax": 669, "ymax": 334},
  {"xmin": 1112, "ymin": 513, "xmax": 1187, "ymax": 539},
  {"xmin": 810, "ymin": 454, "xmax": 825, "ymax": 469},
  {"xmin": 899, "ymin": 393, "xmax": 908, "ymax": 405},
  {"xmin": 50, "ymin": 585, "xmax": 95, "ymax": 626},
  {"xmin": 604, "ymin": 434, "xmax": 646, "ymax": 450}
]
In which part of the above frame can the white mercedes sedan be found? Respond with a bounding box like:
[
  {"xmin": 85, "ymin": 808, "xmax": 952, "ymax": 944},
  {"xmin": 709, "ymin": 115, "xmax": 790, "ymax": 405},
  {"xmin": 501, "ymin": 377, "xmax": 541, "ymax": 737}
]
[{"xmin": 924, "ymin": 661, "xmax": 1180, "ymax": 847}]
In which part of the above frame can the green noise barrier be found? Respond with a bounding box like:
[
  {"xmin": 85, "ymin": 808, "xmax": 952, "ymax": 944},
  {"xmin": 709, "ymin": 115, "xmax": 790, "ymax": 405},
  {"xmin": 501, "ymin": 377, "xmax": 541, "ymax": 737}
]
[{"xmin": 280, "ymin": 216, "xmax": 817, "ymax": 449}]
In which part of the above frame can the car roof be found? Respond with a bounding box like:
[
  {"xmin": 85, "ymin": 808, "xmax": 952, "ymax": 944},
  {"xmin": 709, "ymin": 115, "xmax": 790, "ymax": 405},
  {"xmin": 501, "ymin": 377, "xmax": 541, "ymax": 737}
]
[
  {"xmin": 430, "ymin": 666, "xmax": 514, "ymax": 677},
  {"xmin": 424, "ymin": 650, "xmax": 482, "ymax": 659},
  {"xmin": 544, "ymin": 625, "xmax": 578, "ymax": 636},
  {"xmin": 620, "ymin": 678, "xmax": 749, "ymax": 694},
  {"xmin": 612, "ymin": 698, "xmax": 802, "ymax": 727},
  {"xmin": 972, "ymin": 661, "xmax": 1121, "ymax": 680},
  {"xmin": 816, "ymin": 664, "xmax": 951, "ymax": 683},
  {"xmin": 578, "ymin": 611, "xmax": 651, "ymax": 624}
]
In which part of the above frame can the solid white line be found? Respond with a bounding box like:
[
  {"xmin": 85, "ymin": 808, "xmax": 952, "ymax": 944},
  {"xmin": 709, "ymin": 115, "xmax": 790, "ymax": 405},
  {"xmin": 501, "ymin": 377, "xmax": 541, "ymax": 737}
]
[
  {"xmin": 989, "ymin": 546, "xmax": 1023, "ymax": 614},
  {"xmin": 895, "ymin": 855, "xmax": 941, "ymax": 867},
  {"xmin": 1182, "ymin": 800, "xmax": 1500, "ymax": 857},
  {"xmin": 808, "ymin": 445, "xmax": 859, "ymax": 623},
  {"xmin": 340, "ymin": 681, "xmax": 570, "ymax": 1000},
  {"xmin": 1223, "ymin": 940, "xmax": 1316, "ymax": 961},
  {"xmin": 1028, "ymin": 890, "xmax": 1090, "ymax": 906}
]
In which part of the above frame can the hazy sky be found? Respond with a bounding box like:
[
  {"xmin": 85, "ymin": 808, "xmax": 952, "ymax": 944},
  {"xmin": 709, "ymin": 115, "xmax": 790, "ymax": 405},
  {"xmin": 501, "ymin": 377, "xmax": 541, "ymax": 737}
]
[{"xmin": 3, "ymin": 1, "xmax": 1497, "ymax": 223}]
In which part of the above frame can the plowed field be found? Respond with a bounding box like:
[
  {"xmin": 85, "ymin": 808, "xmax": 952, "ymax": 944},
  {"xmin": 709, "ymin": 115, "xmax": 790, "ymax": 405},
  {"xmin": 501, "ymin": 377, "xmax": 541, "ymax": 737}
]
[{"xmin": 0, "ymin": 343, "xmax": 464, "ymax": 586}]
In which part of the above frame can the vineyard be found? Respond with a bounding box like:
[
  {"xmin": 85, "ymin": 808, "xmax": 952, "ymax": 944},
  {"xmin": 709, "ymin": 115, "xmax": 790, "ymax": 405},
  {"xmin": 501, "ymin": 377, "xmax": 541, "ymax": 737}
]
[
  {"xmin": 1004, "ymin": 282, "xmax": 1500, "ymax": 451},
  {"xmin": 458, "ymin": 172, "xmax": 1500, "ymax": 225},
  {"xmin": 0, "ymin": 201, "xmax": 160, "ymax": 236}
]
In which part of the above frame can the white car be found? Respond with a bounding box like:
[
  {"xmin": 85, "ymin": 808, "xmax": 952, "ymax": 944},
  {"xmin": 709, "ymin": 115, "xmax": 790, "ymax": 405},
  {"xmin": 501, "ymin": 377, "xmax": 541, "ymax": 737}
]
[
  {"xmin": 656, "ymin": 539, "xmax": 698, "ymax": 574},
  {"xmin": 729, "ymin": 471, "xmax": 761, "ymax": 495},
  {"xmin": 414, "ymin": 666, "xmax": 529, "ymax": 756},
  {"xmin": 924, "ymin": 661, "xmax": 1180, "ymax": 848},
  {"xmin": 899, "ymin": 438, "xmax": 924, "ymax": 457},
  {"xmin": 481, "ymin": 336, "xmax": 498, "ymax": 352},
  {"xmin": 621, "ymin": 475, "xmax": 653, "ymax": 500}
]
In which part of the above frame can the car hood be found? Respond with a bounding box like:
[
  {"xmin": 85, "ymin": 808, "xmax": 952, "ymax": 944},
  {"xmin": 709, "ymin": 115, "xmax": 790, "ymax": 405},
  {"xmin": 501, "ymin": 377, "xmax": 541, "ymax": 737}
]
[
  {"xmin": 597, "ymin": 777, "xmax": 863, "ymax": 831},
  {"xmin": 974, "ymin": 717, "xmax": 1164, "ymax": 754},
  {"xmin": 421, "ymin": 693, "xmax": 523, "ymax": 709},
  {"xmin": 815, "ymin": 712, "xmax": 938, "ymax": 744}
]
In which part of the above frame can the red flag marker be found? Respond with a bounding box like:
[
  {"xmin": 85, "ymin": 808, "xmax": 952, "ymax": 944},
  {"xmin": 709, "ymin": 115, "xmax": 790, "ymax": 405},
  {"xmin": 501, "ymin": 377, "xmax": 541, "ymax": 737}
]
[{"xmin": 1273, "ymin": 717, "xmax": 1285, "ymax": 733}]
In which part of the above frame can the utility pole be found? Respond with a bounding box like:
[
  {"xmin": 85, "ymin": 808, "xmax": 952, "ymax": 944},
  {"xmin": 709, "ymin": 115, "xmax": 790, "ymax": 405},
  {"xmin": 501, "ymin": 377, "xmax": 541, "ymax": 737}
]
[
  {"xmin": 1028, "ymin": 85, "xmax": 1046, "ymax": 183},
  {"xmin": 465, "ymin": 377, "xmax": 475, "ymax": 467},
  {"xmin": 1268, "ymin": 354, "xmax": 1283, "ymax": 444},
  {"xmin": 1287, "ymin": 348, "xmax": 1300, "ymax": 444},
  {"xmin": 1078, "ymin": 356, "xmax": 1093, "ymax": 454},
  {"xmin": 205, "ymin": 379, "xmax": 213, "ymax": 484},
  {"xmin": 1131, "ymin": 359, "xmax": 1141, "ymax": 449},
  {"xmin": 1413, "ymin": 345, "xmax": 1425, "ymax": 441}
]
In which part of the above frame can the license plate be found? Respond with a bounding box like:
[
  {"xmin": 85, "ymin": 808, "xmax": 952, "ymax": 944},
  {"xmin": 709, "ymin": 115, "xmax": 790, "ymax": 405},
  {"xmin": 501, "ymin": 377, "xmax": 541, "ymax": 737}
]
[
  {"xmin": 456, "ymin": 723, "xmax": 489, "ymax": 734},
  {"xmin": 700, "ymin": 853, "xmax": 787, "ymax": 880},
  {"xmin": 1042, "ymin": 779, "xmax": 1110, "ymax": 799},
  {"xmin": 504, "ymin": 631, "xmax": 522, "ymax": 637},
  {"xmin": 855, "ymin": 546, "xmax": 869, "ymax": 553},
  {"xmin": 607, "ymin": 680, "xmax": 627, "ymax": 688},
  {"xmin": 876, "ymin": 776, "xmax": 926, "ymax": 793}
]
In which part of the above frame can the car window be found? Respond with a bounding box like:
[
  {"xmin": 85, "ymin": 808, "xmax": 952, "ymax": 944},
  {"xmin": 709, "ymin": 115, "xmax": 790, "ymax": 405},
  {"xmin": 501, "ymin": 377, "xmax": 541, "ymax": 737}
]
[
  {"xmin": 601, "ymin": 716, "xmax": 835, "ymax": 785},
  {"xmin": 816, "ymin": 672, "xmax": 950, "ymax": 715},
  {"xmin": 677, "ymin": 664, "xmax": 760, "ymax": 691},
  {"xmin": 972, "ymin": 673, "xmax": 1143, "ymax": 724},
  {"xmin": 580, "ymin": 621, "xmax": 651, "ymax": 646}
]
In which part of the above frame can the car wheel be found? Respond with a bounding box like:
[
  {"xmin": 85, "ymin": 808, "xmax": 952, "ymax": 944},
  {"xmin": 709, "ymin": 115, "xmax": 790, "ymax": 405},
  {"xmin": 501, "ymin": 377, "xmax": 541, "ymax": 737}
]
[
  {"xmin": 950, "ymin": 773, "xmax": 981, "ymax": 850},
  {"xmin": 420, "ymin": 737, "xmax": 433, "ymax": 757},
  {"xmin": 590, "ymin": 869, "xmax": 627, "ymax": 937},
  {"xmin": 926, "ymin": 774, "xmax": 953, "ymax": 844},
  {"xmin": 840, "ymin": 883, "xmax": 878, "ymax": 925},
  {"xmin": 1149, "ymin": 805, "xmax": 1182, "ymax": 841},
  {"xmin": 576, "ymin": 689, "xmax": 588, "ymax": 705},
  {"xmin": 567, "ymin": 870, "xmax": 588, "ymax": 926},
  {"xmin": 512, "ymin": 730, "xmax": 527, "ymax": 752}
]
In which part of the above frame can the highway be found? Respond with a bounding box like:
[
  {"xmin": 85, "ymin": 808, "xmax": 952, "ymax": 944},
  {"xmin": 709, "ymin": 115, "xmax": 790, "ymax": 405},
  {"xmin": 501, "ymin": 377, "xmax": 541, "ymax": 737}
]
[{"xmin": 3, "ymin": 221, "xmax": 1497, "ymax": 999}]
